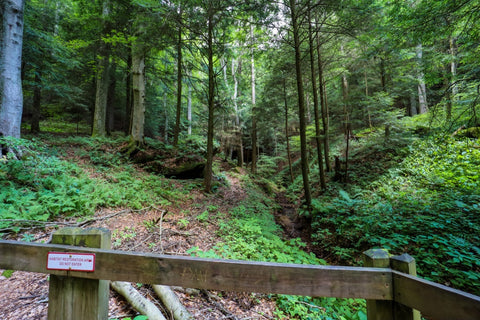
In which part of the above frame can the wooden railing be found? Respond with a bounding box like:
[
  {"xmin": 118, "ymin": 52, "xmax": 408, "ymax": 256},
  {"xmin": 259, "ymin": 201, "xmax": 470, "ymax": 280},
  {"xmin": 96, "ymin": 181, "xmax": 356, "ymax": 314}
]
[{"xmin": 0, "ymin": 228, "xmax": 479, "ymax": 320}]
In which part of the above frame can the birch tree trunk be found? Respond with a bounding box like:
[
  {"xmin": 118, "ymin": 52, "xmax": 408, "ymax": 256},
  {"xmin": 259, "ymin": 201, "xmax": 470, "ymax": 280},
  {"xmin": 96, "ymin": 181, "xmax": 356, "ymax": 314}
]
[
  {"xmin": 0, "ymin": 0, "xmax": 25, "ymax": 141},
  {"xmin": 416, "ymin": 44, "xmax": 428, "ymax": 114},
  {"xmin": 450, "ymin": 37, "xmax": 458, "ymax": 98}
]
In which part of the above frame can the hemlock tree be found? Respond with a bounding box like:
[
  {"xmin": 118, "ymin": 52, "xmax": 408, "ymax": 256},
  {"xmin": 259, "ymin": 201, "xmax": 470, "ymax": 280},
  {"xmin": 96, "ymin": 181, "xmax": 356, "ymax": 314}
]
[
  {"xmin": 0, "ymin": 0, "xmax": 25, "ymax": 150},
  {"xmin": 288, "ymin": 0, "xmax": 312, "ymax": 208}
]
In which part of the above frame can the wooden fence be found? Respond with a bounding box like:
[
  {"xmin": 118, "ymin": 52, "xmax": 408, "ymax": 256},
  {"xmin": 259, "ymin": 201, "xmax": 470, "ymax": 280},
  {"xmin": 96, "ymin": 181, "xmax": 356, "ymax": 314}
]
[{"xmin": 0, "ymin": 228, "xmax": 479, "ymax": 320}]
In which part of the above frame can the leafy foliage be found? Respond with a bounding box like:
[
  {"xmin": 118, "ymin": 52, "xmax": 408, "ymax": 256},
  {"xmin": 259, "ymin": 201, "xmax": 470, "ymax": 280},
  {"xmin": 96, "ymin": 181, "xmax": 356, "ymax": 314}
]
[
  {"xmin": 0, "ymin": 136, "xmax": 179, "ymax": 232},
  {"xmin": 188, "ymin": 174, "xmax": 366, "ymax": 319},
  {"xmin": 310, "ymin": 127, "xmax": 480, "ymax": 295}
]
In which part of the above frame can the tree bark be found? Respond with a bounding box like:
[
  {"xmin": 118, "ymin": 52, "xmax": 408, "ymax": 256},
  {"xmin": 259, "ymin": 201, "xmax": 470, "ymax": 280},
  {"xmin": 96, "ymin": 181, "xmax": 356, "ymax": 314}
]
[
  {"xmin": 152, "ymin": 285, "xmax": 194, "ymax": 320},
  {"xmin": 92, "ymin": 1, "xmax": 111, "ymax": 137},
  {"xmin": 164, "ymin": 91, "xmax": 169, "ymax": 142},
  {"xmin": 130, "ymin": 43, "xmax": 146, "ymax": 145},
  {"xmin": 204, "ymin": 7, "xmax": 215, "ymax": 192},
  {"xmin": 0, "ymin": 0, "xmax": 25, "ymax": 140},
  {"xmin": 92, "ymin": 52, "xmax": 110, "ymax": 136},
  {"xmin": 232, "ymin": 58, "xmax": 244, "ymax": 167},
  {"xmin": 289, "ymin": 0, "xmax": 312, "ymax": 208},
  {"xmin": 111, "ymin": 281, "xmax": 166, "ymax": 320},
  {"xmin": 30, "ymin": 71, "xmax": 41, "ymax": 134},
  {"xmin": 316, "ymin": 33, "xmax": 331, "ymax": 172},
  {"xmin": 308, "ymin": 5, "xmax": 326, "ymax": 190},
  {"xmin": 187, "ymin": 68, "xmax": 192, "ymax": 135},
  {"xmin": 107, "ymin": 62, "xmax": 116, "ymax": 135},
  {"xmin": 283, "ymin": 78, "xmax": 294, "ymax": 184},
  {"xmin": 416, "ymin": 44, "xmax": 428, "ymax": 114},
  {"xmin": 173, "ymin": 8, "xmax": 183, "ymax": 146},
  {"xmin": 250, "ymin": 23, "xmax": 257, "ymax": 174},
  {"xmin": 125, "ymin": 51, "xmax": 133, "ymax": 134}
]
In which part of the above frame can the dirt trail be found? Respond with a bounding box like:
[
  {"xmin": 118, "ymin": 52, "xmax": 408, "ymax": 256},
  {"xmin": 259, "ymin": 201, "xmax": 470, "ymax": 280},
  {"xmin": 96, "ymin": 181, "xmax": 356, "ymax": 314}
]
[{"xmin": 0, "ymin": 174, "xmax": 278, "ymax": 320}]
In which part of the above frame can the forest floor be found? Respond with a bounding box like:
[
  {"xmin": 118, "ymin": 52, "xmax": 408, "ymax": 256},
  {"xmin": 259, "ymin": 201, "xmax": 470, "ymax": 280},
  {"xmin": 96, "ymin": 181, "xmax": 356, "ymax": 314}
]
[{"xmin": 0, "ymin": 157, "xmax": 293, "ymax": 320}]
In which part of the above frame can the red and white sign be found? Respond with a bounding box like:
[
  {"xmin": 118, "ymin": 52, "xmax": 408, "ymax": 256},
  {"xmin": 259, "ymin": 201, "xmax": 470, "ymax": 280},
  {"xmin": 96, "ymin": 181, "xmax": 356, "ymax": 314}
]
[{"xmin": 47, "ymin": 252, "xmax": 96, "ymax": 272}]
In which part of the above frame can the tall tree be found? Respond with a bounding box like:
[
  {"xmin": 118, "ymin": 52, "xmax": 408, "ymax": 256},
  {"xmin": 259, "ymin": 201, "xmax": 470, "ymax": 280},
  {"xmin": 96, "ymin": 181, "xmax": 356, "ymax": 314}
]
[
  {"xmin": 288, "ymin": 0, "xmax": 312, "ymax": 208},
  {"xmin": 307, "ymin": 3, "xmax": 326, "ymax": 190},
  {"xmin": 130, "ymin": 35, "xmax": 146, "ymax": 145},
  {"xmin": 92, "ymin": 1, "xmax": 111, "ymax": 137},
  {"xmin": 0, "ymin": 0, "xmax": 25, "ymax": 146},
  {"xmin": 204, "ymin": 1, "xmax": 216, "ymax": 192},
  {"xmin": 173, "ymin": 4, "xmax": 183, "ymax": 146},
  {"xmin": 250, "ymin": 22, "xmax": 257, "ymax": 174}
]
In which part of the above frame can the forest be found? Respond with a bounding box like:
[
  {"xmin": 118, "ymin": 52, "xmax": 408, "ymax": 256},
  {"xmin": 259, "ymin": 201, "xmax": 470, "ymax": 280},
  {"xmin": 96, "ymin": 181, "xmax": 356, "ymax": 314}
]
[{"xmin": 1, "ymin": 0, "xmax": 480, "ymax": 319}]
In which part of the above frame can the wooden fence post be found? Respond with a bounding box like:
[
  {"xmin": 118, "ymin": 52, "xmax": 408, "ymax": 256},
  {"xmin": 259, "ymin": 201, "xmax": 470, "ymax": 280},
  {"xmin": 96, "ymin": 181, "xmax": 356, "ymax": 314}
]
[
  {"xmin": 47, "ymin": 227, "xmax": 111, "ymax": 320},
  {"xmin": 390, "ymin": 254, "xmax": 421, "ymax": 320},
  {"xmin": 363, "ymin": 249, "xmax": 394, "ymax": 320}
]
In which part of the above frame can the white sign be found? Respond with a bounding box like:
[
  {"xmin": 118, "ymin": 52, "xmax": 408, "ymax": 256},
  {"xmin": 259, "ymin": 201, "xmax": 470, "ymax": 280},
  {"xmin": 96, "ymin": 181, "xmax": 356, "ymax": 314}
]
[{"xmin": 47, "ymin": 252, "xmax": 96, "ymax": 272}]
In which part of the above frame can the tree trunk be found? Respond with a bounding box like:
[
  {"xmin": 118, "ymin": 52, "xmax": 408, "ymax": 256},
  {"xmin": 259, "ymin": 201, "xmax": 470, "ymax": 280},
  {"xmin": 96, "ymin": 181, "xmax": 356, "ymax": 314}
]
[
  {"xmin": 30, "ymin": 71, "xmax": 41, "ymax": 134},
  {"xmin": 187, "ymin": 68, "xmax": 192, "ymax": 135},
  {"xmin": 250, "ymin": 23, "xmax": 257, "ymax": 174},
  {"xmin": 316, "ymin": 34, "xmax": 331, "ymax": 172},
  {"xmin": 447, "ymin": 36, "xmax": 458, "ymax": 121},
  {"xmin": 416, "ymin": 44, "xmax": 428, "ymax": 114},
  {"xmin": 92, "ymin": 1, "xmax": 110, "ymax": 137},
  {"xmin": 0, "ymin": 0, "xmax": 25, "ymax": 141},
  {"xmin": 365, "ymin": 69, "xmax": 372, "ymax": 128},
  {"xmin": 204, "ymin": 8, "xmax": 215, "ymax": 192},
  {"xmin": 92, "ymin": 53, "xmax": 110, "ymax": 136},
  {"xmin": 130, "ymin": 44, "xmax": 145, "ymax": 144},
  {"xmin": 173, "ymin": 10, "xmax": 183, "ymax": 146},
  {"xmin": 283, "ymin": 78, "xmax": 294, "ymax": 184},
  {"xmin": 125, "ymin": 51, "xmax": 132, "ymax": 134},
  {"xmin": 232, "ymin": 58, "xmax": 244, "ymax": 167},
  {"xmin": 450, "ymin": 37, "xmax": 458, "ymax": 98},
  {"xmin": 152, "ymin": 285, "xmax": 194, "ymax": 320},
  {"xmin": 341, "ymin": 45, "xmax": 350, "ymax": 134},
  {"xmin": 106, "ymin": 62, "xmax": 116, "ymax": 135},
  {"xmin": 164, "ymin": 91, "xmax": 169, "ymax": 142},
  {"xmin": 308, "ymin": 5, "xmax": 326, "ymax": 190},
  {"xmin": 111, "ymin": 281, "xmax": 166, "ymax": 320},
  {"xmin": 289, "ymin": 0, "xmax": 312, "ymax": 208},
  {"xmin": 380, "ymin": 56, "xmax": 386, "ymax": 91}
]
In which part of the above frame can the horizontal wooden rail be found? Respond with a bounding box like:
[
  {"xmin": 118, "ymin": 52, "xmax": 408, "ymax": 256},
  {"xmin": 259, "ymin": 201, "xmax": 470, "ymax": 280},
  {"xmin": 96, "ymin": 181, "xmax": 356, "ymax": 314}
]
[
  {"xmin": 0, "ymin": 240, "xmax": 391, "ymax": 299},
  {"xmin": 1, "ymin": 240, "xmax": 480, "ymax": 320},
  {"xmin": 393, "ymin": 271, "xmax": 480, "ymax": 320}
]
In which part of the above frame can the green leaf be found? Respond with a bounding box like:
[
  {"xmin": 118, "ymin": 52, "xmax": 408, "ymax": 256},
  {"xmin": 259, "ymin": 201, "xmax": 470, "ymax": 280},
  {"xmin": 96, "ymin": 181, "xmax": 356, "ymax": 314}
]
[{"xmin": 1, "ymin": 270, "xmax": 14, "ymax": 278}]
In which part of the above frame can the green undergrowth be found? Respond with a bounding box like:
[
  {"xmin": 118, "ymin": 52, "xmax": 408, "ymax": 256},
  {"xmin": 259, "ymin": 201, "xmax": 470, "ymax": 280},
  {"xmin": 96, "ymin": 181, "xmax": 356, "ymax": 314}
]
[
  {"xmin": 0, "ymin": 136, "xmax": 181, "ymax": 233},
  {"xmin": 188, "ymin": 174, "xmax": 367, "ymax": 320},
  {"xmin": 309, "ymin": 128, "xmax": 480, "ymax": 295}
]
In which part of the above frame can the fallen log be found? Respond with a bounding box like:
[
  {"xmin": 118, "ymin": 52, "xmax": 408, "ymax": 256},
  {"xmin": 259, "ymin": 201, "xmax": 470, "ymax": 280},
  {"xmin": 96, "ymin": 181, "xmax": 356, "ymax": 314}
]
[
  {"xmin": 111, "ymin": 281, "xmax": 166, "ymax": 320},
  {"xmin": 153, "ymin": 285, "xmax": 194, "ymax": 320}
]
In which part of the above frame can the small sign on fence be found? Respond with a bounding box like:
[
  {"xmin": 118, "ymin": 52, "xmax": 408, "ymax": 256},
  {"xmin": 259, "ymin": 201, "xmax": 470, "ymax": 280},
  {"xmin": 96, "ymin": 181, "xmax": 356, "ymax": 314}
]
[{"xmin": 46, "ymin": 252, "xmax": 96, "ymax": 272}]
